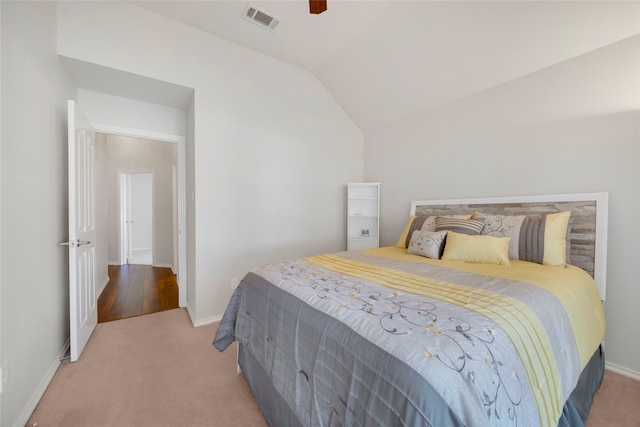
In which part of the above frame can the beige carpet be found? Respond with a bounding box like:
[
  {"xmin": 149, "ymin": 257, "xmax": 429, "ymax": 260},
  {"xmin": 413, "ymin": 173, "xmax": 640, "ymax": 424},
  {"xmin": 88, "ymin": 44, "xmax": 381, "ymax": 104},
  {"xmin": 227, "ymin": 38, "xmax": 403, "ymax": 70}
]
[
  {"xmin": 28, "ymin": 308, "xmax": 639, "ymax": 427},
  {"xmin": 587, "ymin": 369, "xmax": 640, "ymax": 427},
  {"xmin": 28, "ymin": 309, "xmax": 267, "ymax": 427}
]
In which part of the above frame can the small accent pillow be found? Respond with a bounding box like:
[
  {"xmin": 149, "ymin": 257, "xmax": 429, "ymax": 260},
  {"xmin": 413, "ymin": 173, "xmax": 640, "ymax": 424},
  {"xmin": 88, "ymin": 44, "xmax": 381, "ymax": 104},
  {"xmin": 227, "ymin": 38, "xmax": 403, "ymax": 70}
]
[
  {"xmin": 435, "ymin": 217, "xmax": 485, "ymax": 235},
  {"xmin": 473, "ymin": 211, "xmax": 571, "ymax": 266},
  {"xmin": 441, "ymin": 231, "xmax": 511, "ymax": 266},
  {"xmin": 396, "ymin": 214, "xmax": 471, "ymax": 248},
  {"xmin": 407, "ymin": 230, "xmax": 448, "ymax": 259}
]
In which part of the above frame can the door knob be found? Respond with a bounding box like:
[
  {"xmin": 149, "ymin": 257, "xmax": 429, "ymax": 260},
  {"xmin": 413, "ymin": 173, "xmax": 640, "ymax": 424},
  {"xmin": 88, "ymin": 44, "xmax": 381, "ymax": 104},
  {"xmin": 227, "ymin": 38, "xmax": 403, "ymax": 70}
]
[{"xmin": 59, "ymin": 239, "xmax": 91, "ymax": 247}]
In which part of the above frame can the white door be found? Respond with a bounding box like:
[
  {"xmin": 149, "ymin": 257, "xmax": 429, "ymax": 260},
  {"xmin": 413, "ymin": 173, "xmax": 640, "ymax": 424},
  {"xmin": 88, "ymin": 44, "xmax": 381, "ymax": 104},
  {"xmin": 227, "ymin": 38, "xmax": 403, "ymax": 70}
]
[
  {"xmin": 66, "ymin": 100, "xmax": 97, "ymax": 362},
  {"xmin": 125, "ymin": 172, "xmax": 153, "ymax": 265}
]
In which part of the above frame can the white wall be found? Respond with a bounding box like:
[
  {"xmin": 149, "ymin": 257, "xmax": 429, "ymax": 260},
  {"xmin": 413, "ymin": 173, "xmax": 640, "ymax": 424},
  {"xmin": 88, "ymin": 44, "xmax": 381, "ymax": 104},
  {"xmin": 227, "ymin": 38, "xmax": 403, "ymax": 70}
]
[
  {"xmin": 56, "ymin": 1, "xmax": 364, "ymax": 323},
  {"xmin": 104, "ymin": 134, "xmax": 176, "ymax": 268},
  {"xmin": 365, "ymin": 35, "xmax": 640, "ymax": 377},
  {"xmin": 77, "ymin": 89, "xmax": 187, "ymax": 141},
  {"xmin": 0, "ymin": 2, "xmax": 77, "ymax": 426}
]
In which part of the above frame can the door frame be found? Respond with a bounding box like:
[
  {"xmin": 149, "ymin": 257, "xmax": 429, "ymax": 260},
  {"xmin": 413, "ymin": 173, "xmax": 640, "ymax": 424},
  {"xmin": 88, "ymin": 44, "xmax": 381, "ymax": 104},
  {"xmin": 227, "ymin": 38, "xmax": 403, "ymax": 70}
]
[
  {"xmin": 119, "ymin": 170, "xmax": 155, "ymax": 266},
  {"xmin": 94, "ymin": 124, "xmax": 187, "ymax": 308}
]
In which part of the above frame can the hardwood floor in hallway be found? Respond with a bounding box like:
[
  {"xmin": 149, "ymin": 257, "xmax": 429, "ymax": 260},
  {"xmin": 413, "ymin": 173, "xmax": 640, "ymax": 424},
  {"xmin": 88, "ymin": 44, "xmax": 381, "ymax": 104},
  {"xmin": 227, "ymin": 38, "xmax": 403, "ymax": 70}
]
[{"xmin": 98, "ymin": 264, "xmax": 179, "ymax": 323}]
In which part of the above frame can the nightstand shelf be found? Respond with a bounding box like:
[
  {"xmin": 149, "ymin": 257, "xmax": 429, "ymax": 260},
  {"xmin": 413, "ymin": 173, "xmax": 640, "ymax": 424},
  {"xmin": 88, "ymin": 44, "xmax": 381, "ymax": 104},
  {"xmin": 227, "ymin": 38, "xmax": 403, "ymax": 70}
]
[{"xmin": 347, "ymin": 183, "xmax": 380, "ymax": 251}]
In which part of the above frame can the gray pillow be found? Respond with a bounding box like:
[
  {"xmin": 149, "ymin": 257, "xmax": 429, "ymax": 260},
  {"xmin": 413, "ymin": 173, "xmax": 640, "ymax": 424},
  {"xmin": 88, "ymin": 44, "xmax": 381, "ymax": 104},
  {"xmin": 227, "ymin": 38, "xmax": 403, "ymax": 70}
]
[{"xmin": 435, "ymin": 217, "xmax": 485, "ymax": 235}]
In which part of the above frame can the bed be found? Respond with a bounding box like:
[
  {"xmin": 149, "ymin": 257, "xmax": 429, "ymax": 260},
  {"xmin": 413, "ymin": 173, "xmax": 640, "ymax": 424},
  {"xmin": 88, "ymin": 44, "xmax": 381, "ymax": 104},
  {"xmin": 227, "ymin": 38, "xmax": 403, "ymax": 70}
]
[{"xmin": 214, "ymin": 193, "xmax": 608, "ymax": 427}]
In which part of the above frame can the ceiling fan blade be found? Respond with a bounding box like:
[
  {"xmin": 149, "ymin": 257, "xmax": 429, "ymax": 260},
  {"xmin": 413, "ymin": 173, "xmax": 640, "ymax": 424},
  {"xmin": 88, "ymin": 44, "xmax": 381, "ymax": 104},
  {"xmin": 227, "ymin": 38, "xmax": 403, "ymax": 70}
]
[{"xmin": 309, "ymin": 0, "xmax": 327, "ymax": 14}]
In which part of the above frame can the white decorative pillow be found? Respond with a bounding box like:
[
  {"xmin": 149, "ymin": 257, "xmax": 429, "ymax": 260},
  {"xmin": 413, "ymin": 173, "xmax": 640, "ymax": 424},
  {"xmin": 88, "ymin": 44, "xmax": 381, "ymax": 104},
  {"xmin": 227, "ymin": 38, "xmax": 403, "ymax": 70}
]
[{"xmin": 407, "ymin": 230, "xmax": 448, "ymax": 259}]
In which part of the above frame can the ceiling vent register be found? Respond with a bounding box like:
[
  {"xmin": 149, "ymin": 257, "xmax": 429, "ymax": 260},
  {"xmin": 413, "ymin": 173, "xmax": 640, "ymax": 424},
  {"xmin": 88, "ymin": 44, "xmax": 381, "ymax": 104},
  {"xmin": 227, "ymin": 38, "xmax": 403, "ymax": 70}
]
[{"xmin": 243, "ymin": 4, "xmax": 280, "ymax": 31}]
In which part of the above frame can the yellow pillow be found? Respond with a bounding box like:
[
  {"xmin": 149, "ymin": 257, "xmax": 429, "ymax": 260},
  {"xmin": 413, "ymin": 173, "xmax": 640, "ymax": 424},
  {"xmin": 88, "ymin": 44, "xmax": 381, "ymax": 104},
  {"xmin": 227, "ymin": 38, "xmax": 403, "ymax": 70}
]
[
  {"xmin": 442, "ymin": 231, "xmax": 511, "ymax": 266},
  {"xmin": 543, "ymin": 211, "xmax": 571, "ymax": 267}
]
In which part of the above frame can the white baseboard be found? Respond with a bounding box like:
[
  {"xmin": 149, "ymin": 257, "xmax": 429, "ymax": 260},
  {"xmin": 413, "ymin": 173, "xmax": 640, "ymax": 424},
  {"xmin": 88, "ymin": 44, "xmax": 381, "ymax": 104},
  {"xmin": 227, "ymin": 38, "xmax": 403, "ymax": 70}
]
[
  {"xmin": 14, "ymin": 339, "xmax": 70, "ymax": 427},
  {"xmin": 97, "ymin": 275, "xmax": 110, "ymax": 296},
  {"xmin": 185, "ymin": 304, "xmax": 221, "ymax": 328},
  {"xmin": 152, "ymin": 262, "xmax": 174, "ymax": 270},
  {"xmin": 605, "ymin": 361, "xmax": 640, "ymax": 381},
  {"xmin": 186, "ymin": 304, "xmax": 196, "ymax": 327},
  {"xmin": 108, "ymin": 261, "xmax": 174, "ymax": 272},
  {"xmin": 193, "ymin": 314, "xmax": 222, "ymax": 328}
]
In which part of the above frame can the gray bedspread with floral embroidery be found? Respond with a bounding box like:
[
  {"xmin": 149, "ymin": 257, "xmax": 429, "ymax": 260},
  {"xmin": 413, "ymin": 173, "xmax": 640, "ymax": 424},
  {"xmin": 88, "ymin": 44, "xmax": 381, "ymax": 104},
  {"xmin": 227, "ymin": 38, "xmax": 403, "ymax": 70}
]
[{"xmin": 213, "ymin": 250, "xmax": 600, "ymax": 427}]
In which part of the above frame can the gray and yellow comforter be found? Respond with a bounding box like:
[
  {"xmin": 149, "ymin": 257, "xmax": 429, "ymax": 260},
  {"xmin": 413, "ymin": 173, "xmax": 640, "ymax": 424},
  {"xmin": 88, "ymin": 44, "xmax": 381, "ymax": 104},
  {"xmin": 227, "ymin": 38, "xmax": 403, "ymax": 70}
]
[{"xmin": 214, "ymin": 247, "xmax": 605, "ymax": 427}]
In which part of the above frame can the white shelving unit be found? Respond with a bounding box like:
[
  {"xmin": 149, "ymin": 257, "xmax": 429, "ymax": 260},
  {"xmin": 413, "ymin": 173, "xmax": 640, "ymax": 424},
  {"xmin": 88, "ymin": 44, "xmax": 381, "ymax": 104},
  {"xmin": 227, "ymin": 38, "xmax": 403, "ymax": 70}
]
[{"xmin": 347, "ymin": 183, "xmax": 380, "ymax": 251}]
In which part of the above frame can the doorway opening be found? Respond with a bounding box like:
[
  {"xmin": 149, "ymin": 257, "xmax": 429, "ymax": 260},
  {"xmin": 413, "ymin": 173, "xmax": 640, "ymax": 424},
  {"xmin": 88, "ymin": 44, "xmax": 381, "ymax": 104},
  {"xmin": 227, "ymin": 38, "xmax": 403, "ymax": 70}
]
[{"xmin": 95, "ymin": 133, "xmax": 183, "ymax": 323}]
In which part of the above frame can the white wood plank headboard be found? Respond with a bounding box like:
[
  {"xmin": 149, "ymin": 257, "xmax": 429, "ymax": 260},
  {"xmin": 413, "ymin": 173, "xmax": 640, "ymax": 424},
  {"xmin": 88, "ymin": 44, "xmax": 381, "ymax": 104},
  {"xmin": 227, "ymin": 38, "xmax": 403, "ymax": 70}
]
[{"xmin": 410, "ymin": 193, "xmax": 608, "ymax": 300}]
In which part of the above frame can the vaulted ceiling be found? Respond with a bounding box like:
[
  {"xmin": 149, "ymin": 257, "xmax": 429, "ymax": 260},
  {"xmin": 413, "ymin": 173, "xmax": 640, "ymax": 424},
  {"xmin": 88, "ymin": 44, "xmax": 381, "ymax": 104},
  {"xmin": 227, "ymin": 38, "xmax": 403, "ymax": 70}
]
[{"xmin": 130, "ymin": 0, "xmax": 640, "ymax": 132}]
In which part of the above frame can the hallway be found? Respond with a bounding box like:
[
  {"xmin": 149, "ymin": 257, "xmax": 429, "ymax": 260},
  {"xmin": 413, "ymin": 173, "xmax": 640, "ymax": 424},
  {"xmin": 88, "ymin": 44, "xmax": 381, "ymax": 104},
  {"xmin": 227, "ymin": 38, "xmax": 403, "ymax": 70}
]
[{"xmin": 98, "ymin": 264, "xmax": 178, "ymax": 323}]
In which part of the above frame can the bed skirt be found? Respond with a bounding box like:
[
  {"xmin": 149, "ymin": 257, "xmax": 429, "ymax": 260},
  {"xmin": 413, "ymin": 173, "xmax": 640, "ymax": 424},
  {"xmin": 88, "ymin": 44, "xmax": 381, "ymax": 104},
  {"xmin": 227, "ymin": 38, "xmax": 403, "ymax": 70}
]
[{"xmin": 238, "ymin": 342, "xmax": 604, "ymax": 427}]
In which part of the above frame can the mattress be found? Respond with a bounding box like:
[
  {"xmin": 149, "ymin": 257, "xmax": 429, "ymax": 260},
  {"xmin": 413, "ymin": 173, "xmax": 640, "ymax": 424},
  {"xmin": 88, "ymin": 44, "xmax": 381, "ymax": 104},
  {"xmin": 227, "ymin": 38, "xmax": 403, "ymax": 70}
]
[{"xmin": 214, "ymin": 247, "xmax": 605, "ymax": 426}]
